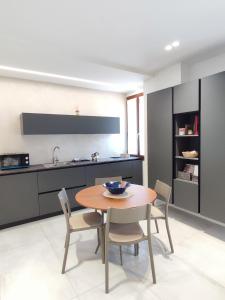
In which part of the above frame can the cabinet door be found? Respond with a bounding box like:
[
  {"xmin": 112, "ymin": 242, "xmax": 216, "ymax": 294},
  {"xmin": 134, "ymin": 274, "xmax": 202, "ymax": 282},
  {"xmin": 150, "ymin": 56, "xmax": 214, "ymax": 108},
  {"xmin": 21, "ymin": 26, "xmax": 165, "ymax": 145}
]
[
  {"xmin": 173, "ymin": 80, "xmax": 199, "ymax": 114},
  {"xmin": 38, "ymin": 167, "xmax": 86, "ymax": 193},
  {"xmin": 86, "ymin": 161, "xmax": 132, "ymax": 186},
  {"xmin": 86, "ymin": 160, "xmax": 142, "ymax": 186},
  {"xmin": 201, "ymin": 72, "xmax": 225, "ymax": 223},
  {"xmin": 174, "ymin": 179, "xmax": 198, "ymax": 213},
  {"xmin": 22, "ymin": 113, "xmax": 120, "ymax": 134},
  {"xmin": 147, "ymin": 88, "xmax": 172, "ymax": 189},
  {"xmin": 39, "ymin": 187, "xmax": 83, "ymax": 216},
  {"xmin": 0, "ymin": 173, "xmax": 39, "ymax": 225}
]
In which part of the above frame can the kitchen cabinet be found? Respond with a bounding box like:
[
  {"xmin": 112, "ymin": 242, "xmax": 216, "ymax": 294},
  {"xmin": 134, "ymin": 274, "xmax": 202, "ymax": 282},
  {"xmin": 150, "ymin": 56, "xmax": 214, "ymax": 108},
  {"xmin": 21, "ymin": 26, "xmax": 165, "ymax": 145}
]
[
  {"xmin": 0, "ymin": 158, "xmax": 143, "ymax": 227},
  {"xmin": 37, "ymin": 167, "xmax": 86, "ymax": 193},
  {"xmin": 147, "ymin": 88, "xmax": 172, "ymax": 189},
  {"xmin": 174, "ymin": 179, "xmax": 198, "ymax": 213},
  {"xmin": 0, "ymin": 173, "xmax": 39, "ymax": 225},
  {"xmin": 201, "ymin": 72, "xmax": 225, "ymax": 223},
  {"xmin": 86, "ymin": 160, "xmax": 142, "ymax": 186},
  {"xmin": 39, "ymin": 187, "xmax": 83, "ymax": 216},
  {"xmin": 173, "ymin": 80, "xmax": 199, "ymax": 114},
  {"xmin": 21, "ymin": 113, "xmax": 120, "ymax": 135}
]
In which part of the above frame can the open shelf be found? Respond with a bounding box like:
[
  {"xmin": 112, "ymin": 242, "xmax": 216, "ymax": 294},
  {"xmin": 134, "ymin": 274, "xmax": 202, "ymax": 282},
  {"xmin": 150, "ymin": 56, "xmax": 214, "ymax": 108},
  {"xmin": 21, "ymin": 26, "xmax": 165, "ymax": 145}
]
[
  {"xmin": 175, "ymin": 156, "xmax": 199, "ymax": 161},
  {"xmin": 175, "ymin": 135, "xmax": 199, "ymax": 138},
  {"xmin": 174, "ymin": 178, "xmax": 198, "ymax": 186},
  {"xmin": 173, "ymin": 111, "xmax": 200, "ymax": 194}
]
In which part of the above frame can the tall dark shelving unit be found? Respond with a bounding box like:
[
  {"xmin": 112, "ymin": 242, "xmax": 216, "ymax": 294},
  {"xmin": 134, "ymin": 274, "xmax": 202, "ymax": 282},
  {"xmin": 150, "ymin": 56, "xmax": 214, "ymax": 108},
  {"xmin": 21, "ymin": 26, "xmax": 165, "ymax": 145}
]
[
  {"xmin": 147, "ymin": 75, "xmax": 225, "ymax": 224},
  {"xmin": 172, "ymin": 80, "xmax": 200, "ymax": 213},
  {"xmin": 173, "ymin": 112, "xmax": 200, "ymax": 183}
]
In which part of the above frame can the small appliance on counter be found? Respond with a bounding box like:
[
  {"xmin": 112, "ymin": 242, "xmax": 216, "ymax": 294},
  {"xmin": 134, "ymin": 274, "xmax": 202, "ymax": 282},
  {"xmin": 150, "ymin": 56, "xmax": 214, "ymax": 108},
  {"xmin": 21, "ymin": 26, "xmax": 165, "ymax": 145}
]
[
  {"xmin": 0, "ymin": 153, "xmax": 30, "ymax": 170},
  {"xmin": 91, "ymin": 152, "xmax": 99, "ymax": 162}
]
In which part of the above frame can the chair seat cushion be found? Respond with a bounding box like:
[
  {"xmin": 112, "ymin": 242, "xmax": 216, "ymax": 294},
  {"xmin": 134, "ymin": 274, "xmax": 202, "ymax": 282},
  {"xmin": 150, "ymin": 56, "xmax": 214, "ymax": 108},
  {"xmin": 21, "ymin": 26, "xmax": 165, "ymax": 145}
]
[
  {"xmin": 151, "ymin": 206, "xmax": 165, "ymax": 219},
  {"xmin": 69, "ymin": 212, "xmax": 102, "ymax": 230},
  {"xmin": 109, "ymin": 223, "xmax": 144, "ymax": 243}
]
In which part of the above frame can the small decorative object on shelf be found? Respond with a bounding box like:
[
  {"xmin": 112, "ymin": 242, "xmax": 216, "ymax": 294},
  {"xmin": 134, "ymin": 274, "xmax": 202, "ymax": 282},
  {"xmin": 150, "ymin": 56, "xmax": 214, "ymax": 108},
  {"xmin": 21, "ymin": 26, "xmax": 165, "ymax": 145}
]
[
  {"xmin": 183, "ymin": 164, "xmax": 195, "ymax": 174},
  {"xmin": 187, "ymin": 129, "xmax": 193, "ymax": 135},
  {"xmin": 178, "ymin": 171, "xmax": 191, "ymax": 181},
  {"xmin": 182, "ymin": 150, "xmax": 198, "ymax": 158},
  {"xmin": 179, "ymin": 128, "xmax": 186, "ymax": 135},
  {"xmin": 178, "ymin": 163, "xmax": 199, "ymax": 183},
  {"xmin": 193, "ymin": 114, "xmax": 199, "ymax": 135},
  {"xmin": 192, "ymin": 175, "xmax": 198, "ymax": 183}
]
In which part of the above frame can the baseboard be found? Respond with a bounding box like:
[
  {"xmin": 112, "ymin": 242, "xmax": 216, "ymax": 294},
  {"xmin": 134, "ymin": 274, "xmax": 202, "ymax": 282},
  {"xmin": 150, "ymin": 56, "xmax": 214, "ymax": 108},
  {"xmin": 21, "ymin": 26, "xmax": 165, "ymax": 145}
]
[{"xmin": 169, "ymin": 204, "xmax": 225, "ymax": 228}]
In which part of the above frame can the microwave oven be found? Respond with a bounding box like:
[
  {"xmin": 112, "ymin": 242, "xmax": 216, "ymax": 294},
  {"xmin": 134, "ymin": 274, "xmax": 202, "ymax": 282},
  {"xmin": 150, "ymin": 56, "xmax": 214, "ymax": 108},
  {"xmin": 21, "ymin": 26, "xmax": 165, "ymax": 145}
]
[{"xmin": 0, "ymin": 153, "xmax": 30, "ymax": 170}]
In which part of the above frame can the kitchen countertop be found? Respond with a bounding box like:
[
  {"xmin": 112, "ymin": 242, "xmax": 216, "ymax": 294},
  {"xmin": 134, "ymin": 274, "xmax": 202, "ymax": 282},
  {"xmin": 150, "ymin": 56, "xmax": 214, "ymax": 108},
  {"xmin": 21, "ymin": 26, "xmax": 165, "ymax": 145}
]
[{"xmin": 0, "ymin": 156, "xmax": 143, "ymax": 176}]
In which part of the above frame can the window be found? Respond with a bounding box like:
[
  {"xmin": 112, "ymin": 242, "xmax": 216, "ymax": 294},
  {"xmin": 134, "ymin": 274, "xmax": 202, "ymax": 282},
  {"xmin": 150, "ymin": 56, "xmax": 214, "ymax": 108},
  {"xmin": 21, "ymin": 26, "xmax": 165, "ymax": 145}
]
[{"xmin": 126, "ymin": 93, "xmax": 144, "ymax": 156}]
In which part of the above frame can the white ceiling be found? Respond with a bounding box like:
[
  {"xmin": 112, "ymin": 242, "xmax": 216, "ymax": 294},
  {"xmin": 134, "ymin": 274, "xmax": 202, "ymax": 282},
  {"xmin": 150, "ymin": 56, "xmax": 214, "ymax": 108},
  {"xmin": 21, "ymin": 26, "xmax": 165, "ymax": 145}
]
[{"xmin": 1, "ymin": 0, "xmax": 225, "ymax": 92}]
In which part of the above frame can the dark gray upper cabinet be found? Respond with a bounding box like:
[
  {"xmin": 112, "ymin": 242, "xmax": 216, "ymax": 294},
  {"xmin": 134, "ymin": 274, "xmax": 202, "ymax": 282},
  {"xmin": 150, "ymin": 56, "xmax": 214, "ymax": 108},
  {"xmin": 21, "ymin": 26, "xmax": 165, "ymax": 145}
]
[
  {"xmin": 21, "ymin": 113, "xmax": 120, "ymax": 135},
  {"xmin": 173, "ymin": 80, "xmax": 199, "ymax": 114},
  {"xmin": 147, "ymin": 88, "xmax": 172, "ymax": 189},
  {"xmin": 0, "ymin": 173, "xmax": 39, "ymax": 225},
  {"xmin": 201, "ymin": 72, "xmax": 225, "ymax": 223}
]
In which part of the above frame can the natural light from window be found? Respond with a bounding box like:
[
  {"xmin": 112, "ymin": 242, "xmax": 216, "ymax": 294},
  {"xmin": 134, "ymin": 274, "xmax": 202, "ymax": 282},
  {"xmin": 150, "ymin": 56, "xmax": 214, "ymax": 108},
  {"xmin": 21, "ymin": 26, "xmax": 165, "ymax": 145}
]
[{"xmin": 127, "ymin": 94, "xmax": 144, "ymax": 156}]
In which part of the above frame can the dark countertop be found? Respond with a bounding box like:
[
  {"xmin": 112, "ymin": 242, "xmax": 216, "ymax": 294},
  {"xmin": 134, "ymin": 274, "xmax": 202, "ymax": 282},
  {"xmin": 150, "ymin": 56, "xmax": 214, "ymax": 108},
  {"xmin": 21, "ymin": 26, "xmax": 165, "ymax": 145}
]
[{"xmin": 0, "ymin": 156, "xmax": 143, "ymax": 176}]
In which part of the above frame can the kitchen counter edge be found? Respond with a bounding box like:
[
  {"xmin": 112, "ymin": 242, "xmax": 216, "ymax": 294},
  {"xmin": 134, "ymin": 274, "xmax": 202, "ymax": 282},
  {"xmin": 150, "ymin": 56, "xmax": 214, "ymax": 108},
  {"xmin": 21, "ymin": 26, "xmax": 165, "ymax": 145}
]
[{"xmin": 0, "ymin": 156, "xmax": 143, "ymax": 176}]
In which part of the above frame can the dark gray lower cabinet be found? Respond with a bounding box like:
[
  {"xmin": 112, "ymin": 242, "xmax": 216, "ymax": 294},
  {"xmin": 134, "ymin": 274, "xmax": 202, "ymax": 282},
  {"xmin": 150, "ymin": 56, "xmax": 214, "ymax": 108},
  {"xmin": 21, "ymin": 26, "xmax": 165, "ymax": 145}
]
[
  {"xmin": 174, "ymin": 179, "xmax": 198, "ymax": 213},
  {"xmin": 0, "ymin": 173, "xmax": 39, "ymax": 225},
  {"xmin": 147, "ymin": 88, "xmax": 172, "ymax": 189},
  {"xmin": 38, "ymin": 167, "xmax": 86, "ymax": 193},
  {"xmin": 128, "ymin": 160, "xmax": 143, "ymax": 185},
  {"xmin": 39, "ymin": 187, "xmax": 83, "ymax": 216},
  {"xmin": 0, "ymin": 159, "xmax": 143, "ymax": 226},
  {"xmin": 201, "ymin": 72, "xmax": 225, "ymax": 223},
  {"xmin": 86, "ymin": 160, "xmax": 142, "ymax": 186}
]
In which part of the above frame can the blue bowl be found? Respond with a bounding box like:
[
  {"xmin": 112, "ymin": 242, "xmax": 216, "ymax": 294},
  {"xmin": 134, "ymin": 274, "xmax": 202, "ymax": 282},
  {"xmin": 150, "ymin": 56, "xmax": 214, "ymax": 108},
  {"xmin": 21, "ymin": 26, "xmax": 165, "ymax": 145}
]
[{"xmin": 103, "ymin": 181, "xmax": 130, "ymax": 195}]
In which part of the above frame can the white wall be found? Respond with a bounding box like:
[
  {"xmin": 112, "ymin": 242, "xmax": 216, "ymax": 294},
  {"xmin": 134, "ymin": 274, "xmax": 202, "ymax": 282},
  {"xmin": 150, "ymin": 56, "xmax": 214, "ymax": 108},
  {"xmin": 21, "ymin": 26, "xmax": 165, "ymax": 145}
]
[
  {"xmin": 143, "ymin": 64, "xmax": 182, "ymax": 186},
  {"xmin": 0, "ymin": 77, "xmax": 126, "ymax": 165},
  {"xmin": 183, "ymin": 51, "xmax": 225, "ymax": 81}
]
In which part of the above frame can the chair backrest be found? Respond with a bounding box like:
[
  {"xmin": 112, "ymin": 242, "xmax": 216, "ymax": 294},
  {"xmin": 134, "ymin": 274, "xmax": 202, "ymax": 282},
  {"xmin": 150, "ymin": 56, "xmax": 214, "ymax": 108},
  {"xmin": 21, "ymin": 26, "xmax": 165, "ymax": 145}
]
[
  {"xmin": 95, "ymin": 176, "xmax": 122, "ymax": 185},
  {"xmin": 107, "ymin": 204, "xmax": 151, "ymax": 224},
  {"xmin": 105, "ymin": 204, "xmax": 152, "ymax": 239},
  {"xmin": 58, "ymin": 188, "xmax": 71, "ymax": 231},
  {"xmin": 154, "ymin": 180, "xmax": 171, "ymax": 204}
]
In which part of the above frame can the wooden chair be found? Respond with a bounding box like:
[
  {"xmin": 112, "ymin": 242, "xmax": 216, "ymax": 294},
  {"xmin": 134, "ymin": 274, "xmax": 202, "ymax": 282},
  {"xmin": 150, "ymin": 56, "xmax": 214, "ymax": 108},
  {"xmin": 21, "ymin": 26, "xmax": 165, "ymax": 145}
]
[
  {"xmin": 58, "ymin": 188, "xmax": 104, "ymax": 274},
  {"xmin": 104, "ymin": 204, "xmax": 156, "ymax": 293},
  {"xmin": 152, "ymin": 180, "xmax": 174, "ymax": 253}
]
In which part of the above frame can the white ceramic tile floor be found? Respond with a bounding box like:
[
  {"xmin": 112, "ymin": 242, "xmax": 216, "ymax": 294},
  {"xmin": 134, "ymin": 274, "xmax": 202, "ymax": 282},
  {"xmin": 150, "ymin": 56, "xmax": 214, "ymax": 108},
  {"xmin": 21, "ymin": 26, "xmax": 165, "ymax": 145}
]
[{"xmin": 0, "ymin": 208, "xmax": 225, "ymax": 300}]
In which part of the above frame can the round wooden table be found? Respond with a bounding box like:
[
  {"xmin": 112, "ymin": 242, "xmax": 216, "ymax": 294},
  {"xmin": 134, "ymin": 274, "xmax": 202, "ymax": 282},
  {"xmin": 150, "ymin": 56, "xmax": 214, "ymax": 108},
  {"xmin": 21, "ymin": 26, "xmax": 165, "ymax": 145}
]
[{"xmin": 75, "ymin": 184, "xmax": 157, "ymax": 211}]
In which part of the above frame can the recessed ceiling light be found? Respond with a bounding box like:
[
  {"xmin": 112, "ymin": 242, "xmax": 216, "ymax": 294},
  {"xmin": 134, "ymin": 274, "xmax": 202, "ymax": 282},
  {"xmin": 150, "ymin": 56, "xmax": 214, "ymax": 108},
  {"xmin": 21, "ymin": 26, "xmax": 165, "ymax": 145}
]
[
  {"xmin": 172, "ymin": 40, "xmax": 180, "ymax": 48},
  {"xmin": 165, "ymin": 44, "xmax": 172, "ymax": 51}
]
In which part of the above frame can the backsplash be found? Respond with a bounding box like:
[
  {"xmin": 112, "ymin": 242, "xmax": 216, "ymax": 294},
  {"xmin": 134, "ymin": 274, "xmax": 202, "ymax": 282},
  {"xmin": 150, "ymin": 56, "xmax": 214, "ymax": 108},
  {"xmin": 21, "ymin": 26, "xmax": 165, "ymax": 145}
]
[{"xmin": 0, "ymin": 77, "xmax": 126, "ymax": 165}]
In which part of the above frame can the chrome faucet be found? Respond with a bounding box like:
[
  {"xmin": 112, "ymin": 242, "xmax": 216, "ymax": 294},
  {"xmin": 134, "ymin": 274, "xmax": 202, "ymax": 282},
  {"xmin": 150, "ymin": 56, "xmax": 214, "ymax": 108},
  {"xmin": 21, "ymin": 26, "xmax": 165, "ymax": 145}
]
[
  {"xmin": 52, "ymin": 146, "xmax": 60, "ymax": 165},
  {"xmin": 91, "ymin": 152, "xmax": 99, "ymax": 162}
]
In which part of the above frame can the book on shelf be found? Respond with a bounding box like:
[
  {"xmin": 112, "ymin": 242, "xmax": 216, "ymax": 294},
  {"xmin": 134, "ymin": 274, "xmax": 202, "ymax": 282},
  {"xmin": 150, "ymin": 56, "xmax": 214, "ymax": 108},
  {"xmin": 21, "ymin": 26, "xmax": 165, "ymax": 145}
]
[{"xmin": 178, "ymin": 163, "xmax": 198, "ymax": 183}]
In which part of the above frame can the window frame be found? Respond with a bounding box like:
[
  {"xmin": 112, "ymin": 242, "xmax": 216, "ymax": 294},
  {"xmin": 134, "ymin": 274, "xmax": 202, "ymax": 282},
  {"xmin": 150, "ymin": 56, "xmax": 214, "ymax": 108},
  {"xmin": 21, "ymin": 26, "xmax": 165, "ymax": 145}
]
[{"xmin": 126, "ymin": 92, "xmax": 144, "ymax": 157}]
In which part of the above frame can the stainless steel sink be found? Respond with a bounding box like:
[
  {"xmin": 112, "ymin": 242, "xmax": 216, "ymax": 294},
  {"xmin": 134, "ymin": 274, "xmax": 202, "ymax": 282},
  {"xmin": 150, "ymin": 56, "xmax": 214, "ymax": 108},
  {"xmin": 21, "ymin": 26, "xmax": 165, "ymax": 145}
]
[
  {"xmin": 43, "ymin": 162, "xmax": 72, "ymax": 168},
  {"xmin": 43, "ymin": 160, "xmax": 90, "ymax": 168}
]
